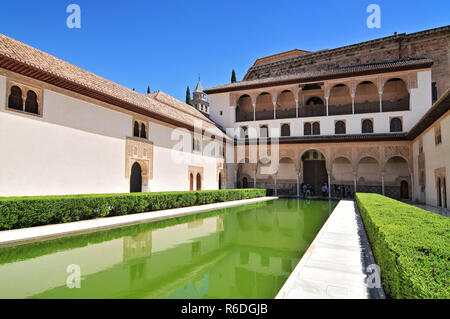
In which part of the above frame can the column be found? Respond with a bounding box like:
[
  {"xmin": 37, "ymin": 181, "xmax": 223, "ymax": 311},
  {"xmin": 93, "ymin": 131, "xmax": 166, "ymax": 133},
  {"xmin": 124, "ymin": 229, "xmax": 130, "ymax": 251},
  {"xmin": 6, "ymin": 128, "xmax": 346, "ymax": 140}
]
[
  {"xmin": 328, "ymin": 173, "xmax": 332, "ymax": 199},
  {"xmin": 296, "ymin": 173, "xmax": 300, "ymax": 198},
  {"xmin": 275, "ymin": 174, "xmax": 278, "ymax": 196},
  {"xmin": 379, "ymin": 93, "xmax": 383, "ymax": 113},
  {"xmin": 295, "ymin": 98, "xmax": 299, "ymax": 118},
  {"xmin": 353, "ymin": 172, "xmax": 357, "ymax": 195},
  {"xmin": 410, "ymin": 174, "xmax": 413, "ymax": 201},
  {"xmin": 381, "ymin": 172, "xmax": 385, "ymax": 196},
  {"xmin": 253, "ymin": 102, "xmax": 256, "ymax": 121},
  {"xmin": 254, "ymin": 171, "xmax": 257, "ymax": 188},
  {"xmin": 325, "ymin": 98, "xmax": 329, "ymax": 116},
  {"xmin": 351, "ymin": 95, "xmax": 355, "ymax": 114}
]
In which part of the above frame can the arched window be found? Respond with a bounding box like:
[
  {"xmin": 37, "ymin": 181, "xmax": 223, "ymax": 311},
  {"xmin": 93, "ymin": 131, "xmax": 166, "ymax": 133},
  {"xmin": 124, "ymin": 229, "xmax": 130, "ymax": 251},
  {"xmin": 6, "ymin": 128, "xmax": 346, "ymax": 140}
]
[
  {"xmin": 25, "ymin": 90, "xmax": 39, "ymax": 114},
  {"xmin": 390, "ymin": 118, "xmax": 403, "ymax": 132},
  {"xmin": 335, "ymin": 121, "xmax": 346, "ymax": 134},
  {"xmin": 304, "ymin": 122, "xmax": 312, "ymax": 136},
  {"xmin": 312, "ymin": 122, "xmax": 320, "ymax": 135},
  {"xmin": 260, "ymin": 125, "xmax": 269, "ymax": 138},
  {"xmin": 133, "ymin": 121, "xmax": 140, "ymax": 137},
  {"xmin": 8, "ymin": 86, "xmax": 23, "ymax": 111},
  {"xmin": 362, "ymin": 119, "xmax": 373, "ymax": 134},
  {"xmin": 281, "ymin": 124, "xmax": 290, "ymax": 137},
  {"xmin": 190, "ymin": 173, "xmax": 194, "ymax": 191},
  {"xmin": 196, "ymin": 173, "xmax": 202, "ymax": 190},
  {"xmin": 306, "ymin": 97, "xmax": 323, "ymax": 106},
  {"xmin": 140, "ymin": 123, "xmax": 147, "ymax": 139}
]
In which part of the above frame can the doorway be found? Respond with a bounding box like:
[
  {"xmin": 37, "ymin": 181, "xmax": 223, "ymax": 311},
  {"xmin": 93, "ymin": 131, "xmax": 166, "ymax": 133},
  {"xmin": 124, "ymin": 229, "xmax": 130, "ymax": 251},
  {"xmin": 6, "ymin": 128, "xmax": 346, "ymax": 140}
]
[
  {"xmin": 400, "ymin": 180, "xmax": 409, "ymax": 199},
  {"xmin": 130, "ymin": 162, "xmax": 142, "ymax": 193}
]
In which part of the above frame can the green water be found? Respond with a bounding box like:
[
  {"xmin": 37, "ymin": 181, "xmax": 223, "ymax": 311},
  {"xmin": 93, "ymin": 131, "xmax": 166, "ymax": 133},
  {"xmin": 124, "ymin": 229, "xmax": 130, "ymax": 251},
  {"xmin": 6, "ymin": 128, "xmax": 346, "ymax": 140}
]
[{"xmin": 0, "ymin": 199, "xmax": 336, "ymax": 299}]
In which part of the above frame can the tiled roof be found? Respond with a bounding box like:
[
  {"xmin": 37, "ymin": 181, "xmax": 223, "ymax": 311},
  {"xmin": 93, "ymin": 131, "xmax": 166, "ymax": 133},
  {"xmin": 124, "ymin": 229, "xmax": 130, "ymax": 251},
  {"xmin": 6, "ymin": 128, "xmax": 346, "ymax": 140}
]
[
  {"xmin": 204, "ymin": 58, "xmax": 433, "ymax": 94},
  {"xmin": 0, "ymin": 33, "xmax": 226, "ymax": 138}
]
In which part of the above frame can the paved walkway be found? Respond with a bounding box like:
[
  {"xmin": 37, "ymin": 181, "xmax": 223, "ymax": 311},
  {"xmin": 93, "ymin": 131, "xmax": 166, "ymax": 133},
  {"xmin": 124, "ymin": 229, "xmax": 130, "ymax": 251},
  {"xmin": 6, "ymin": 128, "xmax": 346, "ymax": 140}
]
[
  {"xmin": 276, "ymin": 200, "xmax": 382, "ymax": 299},
  {"xmin": 0, "ymin": 196, "xmax": 278, "ymax": 247},
  {"xmin": 409, "ymin": 203, "xmax": 449, "ymax": 217}
]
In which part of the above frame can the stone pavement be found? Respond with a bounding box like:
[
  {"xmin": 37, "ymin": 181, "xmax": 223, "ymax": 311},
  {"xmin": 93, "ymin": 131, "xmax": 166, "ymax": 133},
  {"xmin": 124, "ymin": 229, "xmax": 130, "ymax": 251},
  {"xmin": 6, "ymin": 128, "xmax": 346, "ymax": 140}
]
[{"xmin": 276, "ymin": 200, "xmax": 384, "ymax": 299}]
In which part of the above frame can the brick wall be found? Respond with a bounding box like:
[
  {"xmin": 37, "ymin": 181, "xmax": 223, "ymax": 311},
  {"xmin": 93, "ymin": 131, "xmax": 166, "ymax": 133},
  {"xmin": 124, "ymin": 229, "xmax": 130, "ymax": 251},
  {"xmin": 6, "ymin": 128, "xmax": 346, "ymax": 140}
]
[{"xmin": 245, "ymin": 26, "xmax": 449, "ymax": 98}]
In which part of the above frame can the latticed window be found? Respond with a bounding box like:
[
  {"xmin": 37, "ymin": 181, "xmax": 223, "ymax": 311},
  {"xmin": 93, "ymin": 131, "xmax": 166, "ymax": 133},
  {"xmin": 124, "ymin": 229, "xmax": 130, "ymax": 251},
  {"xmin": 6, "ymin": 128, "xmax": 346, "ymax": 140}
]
[
  {"xmin": 281, "ymin": 124, "xmax": 290, "ymax": 137},
  {"xmin": 362, "ymin": 119, "xmax": 373, "ymax": 134},
  {"xmin": 25, "ymin": 90, "xmax": 39, "ymax": 114},
  {"xmin": 8, "ymin": 86, "xmax": 23, "ymax": 111},
  {"xmin": 335, "ymin": 121, "xmax": 346, "ymax": 134},
  {"xmin": 304, "ymin": 123, "xmax": 312, "ymax": 136},
  {"xmin": 390, "ymin": 118, "xmax": 403, "ymax": 132},
  {"xmin": 312, "ymin": 122, "xmax": 320, "ymax": 135}
]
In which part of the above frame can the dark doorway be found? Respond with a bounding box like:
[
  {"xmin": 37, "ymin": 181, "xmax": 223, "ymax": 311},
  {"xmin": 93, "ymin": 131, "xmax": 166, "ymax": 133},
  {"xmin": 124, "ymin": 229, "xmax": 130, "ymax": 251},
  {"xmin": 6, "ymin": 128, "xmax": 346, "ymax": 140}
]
[
  {"xmin": 219, "ymin": 173, "xmax": 222, "ymax": 190},
  {"xmin": 400, "ymin": 181, "xmax": 409, "ymax": 199},
  {"xmin": 437, "ymin": 178, "xmax": 442, "ymax": 207},
  {"xmin": 443, "ymin": 178, "xmax": 447, "ymax": 208},
  {"xmin": 303, "ymin": 160, "xmax": 327, "ymax": 196},
  {"xmin": 130, "ymin": 162, "xmax": 142, "ymax": 193},
  {"xmin": 242, "ymin": 177, "xmax": 248, "ymax": 189},
  {"xmin": 196, "ymin": 173, "xmax": 202, "ymax": 190},
  {"xmin": 190, "ymin": 173, "xmax": 194, "ymax": 191}
]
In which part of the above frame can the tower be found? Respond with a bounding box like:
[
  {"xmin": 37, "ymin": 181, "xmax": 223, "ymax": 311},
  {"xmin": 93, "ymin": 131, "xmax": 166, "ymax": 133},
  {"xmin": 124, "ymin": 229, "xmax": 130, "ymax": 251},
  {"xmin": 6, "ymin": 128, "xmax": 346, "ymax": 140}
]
[{"xmin": 192, "ymin": 78, "xmax": 210, "ymax": 117}]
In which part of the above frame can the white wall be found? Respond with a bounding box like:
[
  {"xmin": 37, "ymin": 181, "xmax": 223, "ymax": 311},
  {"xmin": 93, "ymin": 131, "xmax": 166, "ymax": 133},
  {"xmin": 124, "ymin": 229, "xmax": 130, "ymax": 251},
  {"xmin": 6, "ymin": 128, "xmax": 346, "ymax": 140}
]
[
  {"xmin": 412, "ymin": 114, "xmax": 450, "ymax": 208},
  {"xmin": 0, "ymin": 75, "xmax": 224, "ymax": 196}
]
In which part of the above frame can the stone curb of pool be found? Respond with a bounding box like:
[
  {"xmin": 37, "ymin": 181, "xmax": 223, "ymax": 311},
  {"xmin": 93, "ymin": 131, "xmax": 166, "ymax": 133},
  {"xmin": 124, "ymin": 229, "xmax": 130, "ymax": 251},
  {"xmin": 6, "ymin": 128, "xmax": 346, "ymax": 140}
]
[
  {"xmin": 276, "ymin": 200, "xmax": 370, "ymax": 299},
  {"xmin": 0, "ymin": 197, "xmax": 279, "ymax": 247}
]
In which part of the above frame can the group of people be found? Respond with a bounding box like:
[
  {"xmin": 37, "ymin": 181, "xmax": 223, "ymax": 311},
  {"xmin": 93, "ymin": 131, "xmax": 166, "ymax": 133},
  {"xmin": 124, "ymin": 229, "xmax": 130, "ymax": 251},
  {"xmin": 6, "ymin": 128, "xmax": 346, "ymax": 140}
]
[
  {"xmin": 300, "ymin": 183, "xmax": 353, "ymax": 199},
  {"xmin": 334, "ymin": 185, "xmax": 353, "ymax": 198},
  {"xmin": 301, "ymin": 183, "xmax": 314, "ymax": 199}
]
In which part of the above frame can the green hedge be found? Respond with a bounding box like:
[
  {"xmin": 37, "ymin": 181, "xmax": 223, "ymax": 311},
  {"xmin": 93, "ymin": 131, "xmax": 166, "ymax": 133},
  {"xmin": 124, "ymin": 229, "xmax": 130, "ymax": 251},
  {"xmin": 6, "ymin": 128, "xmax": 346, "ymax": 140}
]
[
  {"xmin": 356, "ymin": 193, "xmax": 450, "ymax": 299},
  {"xmin": 0, "ymin": 189, "xmax": 267, "ymax": 231}
]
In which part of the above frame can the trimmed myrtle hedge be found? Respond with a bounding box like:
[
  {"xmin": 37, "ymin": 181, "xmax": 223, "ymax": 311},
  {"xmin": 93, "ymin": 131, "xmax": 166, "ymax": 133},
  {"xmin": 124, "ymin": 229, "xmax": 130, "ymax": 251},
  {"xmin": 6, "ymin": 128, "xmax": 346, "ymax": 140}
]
[
  {"xmin": 0, "ymin": 189, "xmax": 267, "ymax": 231},
  {"xmin": 356, "ymin": 193, "xmax": 450, "ymax": 299}
]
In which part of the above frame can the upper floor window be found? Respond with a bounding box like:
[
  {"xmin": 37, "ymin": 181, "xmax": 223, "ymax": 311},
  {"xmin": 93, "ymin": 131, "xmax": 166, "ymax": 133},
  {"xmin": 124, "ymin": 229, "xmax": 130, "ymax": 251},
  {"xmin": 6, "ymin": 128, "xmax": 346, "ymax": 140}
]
[
  {"xmin": 362, "ymin": 119, "xmax": 374, "ymax": 134},
  {"xmin": 312, "ymin": 122, "xmax": 320, "ymax": 135},
  {"xmin": 7, "ymin": 81, "xmax": 42, "ymax": 116},
  {"xmin": 133, "ymin": 120, "xmax": 148, "ymax": 139},
  {"xmin": 304, "ymin": 122, "xmax": 312, "ymax": 136},
  {"xmin": 8, "ymin": 86, "xmax": 23, "ymax": 111},
  {"xmin": 25, "ymin": 90, "xmax": 39, "ymax": 114},
  {"xmin": 435, "ymin": 125, "xmax": 442, "ymax": 145},
  {"xmin": 260, "ymin": 125, "xmax": 269, "ymax": 138},
  {"xmin": 335, "ymin": 121, "xmax": 346, "ymax": 134},
  {"xmin": 281, "ymin": 124, "xmax": 290, "ymax": 137},
  {"xmin": 133, "ymin": 121, "xmax": 140, "ymax": 137},
  {"xmin": 390, "ymin": 117, "xmax": 403, "ymax": 132},
  {"xmin": 140, "ymin": 123, "xmax": 147, "ymax": 139}
]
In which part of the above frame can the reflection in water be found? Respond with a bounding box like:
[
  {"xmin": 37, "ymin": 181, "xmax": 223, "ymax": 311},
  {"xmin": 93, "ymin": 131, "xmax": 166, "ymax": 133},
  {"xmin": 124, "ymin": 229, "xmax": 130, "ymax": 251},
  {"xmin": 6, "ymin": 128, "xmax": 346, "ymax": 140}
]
[{"xmin": 0, "ymin": 200, "xmax": 337, "ymax": 299}]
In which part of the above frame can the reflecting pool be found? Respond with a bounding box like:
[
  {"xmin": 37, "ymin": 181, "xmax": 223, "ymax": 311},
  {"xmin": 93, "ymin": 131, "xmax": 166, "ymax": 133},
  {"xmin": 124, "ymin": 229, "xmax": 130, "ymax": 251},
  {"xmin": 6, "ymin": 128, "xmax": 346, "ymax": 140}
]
[{"xmin": 0, "ymin": 199, "xmax": 337, "ymax": 299}]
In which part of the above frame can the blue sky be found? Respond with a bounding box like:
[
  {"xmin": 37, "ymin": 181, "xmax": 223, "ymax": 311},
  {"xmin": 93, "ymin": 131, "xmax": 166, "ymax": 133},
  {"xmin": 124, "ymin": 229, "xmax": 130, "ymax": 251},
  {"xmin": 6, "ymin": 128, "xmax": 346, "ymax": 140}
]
[{"xmin": 0, "ymin": 1, "xmax": 448, "ymax": 101}]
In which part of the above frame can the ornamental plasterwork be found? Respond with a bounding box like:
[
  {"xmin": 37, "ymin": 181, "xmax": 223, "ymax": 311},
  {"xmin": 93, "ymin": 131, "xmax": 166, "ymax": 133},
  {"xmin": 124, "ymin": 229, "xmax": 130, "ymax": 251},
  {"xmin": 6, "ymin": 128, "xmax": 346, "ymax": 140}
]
[
  {"xmin": 125, "ymin": 137, "xmax": 153, "ymax": 180},
  {"xmin": 356, "ymin": 146, "xmax": 380, "ymax": 163}
]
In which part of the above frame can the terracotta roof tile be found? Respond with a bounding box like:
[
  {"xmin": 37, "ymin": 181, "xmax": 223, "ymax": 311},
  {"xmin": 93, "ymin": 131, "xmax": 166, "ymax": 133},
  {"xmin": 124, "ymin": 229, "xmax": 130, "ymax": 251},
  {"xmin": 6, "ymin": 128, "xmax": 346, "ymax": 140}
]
[{"xmin": 0, "ymin": 33, "xmax": 226, "ymax": 138}]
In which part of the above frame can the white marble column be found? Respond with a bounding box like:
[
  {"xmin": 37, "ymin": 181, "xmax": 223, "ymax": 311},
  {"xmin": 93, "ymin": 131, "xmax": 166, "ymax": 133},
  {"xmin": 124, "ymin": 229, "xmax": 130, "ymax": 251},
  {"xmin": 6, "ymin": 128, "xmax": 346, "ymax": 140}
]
[
  {"xmin": 297, "ymin": 173, "xmax": 300, "ymax": 198},
  {"xmin": 381, "ymin": 172, "xmax": 385, "ymax": 196},
  {"xmin": 254, "ymin": 171, "xmax": 257, "ymax": 188},
  {"xmin": 379, "ymin": 93, "xmax": 383, "ymax": 113},
  {"xmin": 353, "ymin": 172, "xmax": 357, "ymax": 194}
]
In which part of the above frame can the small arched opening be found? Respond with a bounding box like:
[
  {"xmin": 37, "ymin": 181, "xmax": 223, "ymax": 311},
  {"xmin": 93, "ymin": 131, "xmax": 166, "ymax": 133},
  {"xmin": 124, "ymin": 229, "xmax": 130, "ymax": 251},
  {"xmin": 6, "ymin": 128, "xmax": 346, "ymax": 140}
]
[
  {"xmin": 196, "ymin": 173, "xmax": 202, "ymax": 191},
  {"xmin": 130, "ymin": 162, "xmax": 143, "ymax": 193}
]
